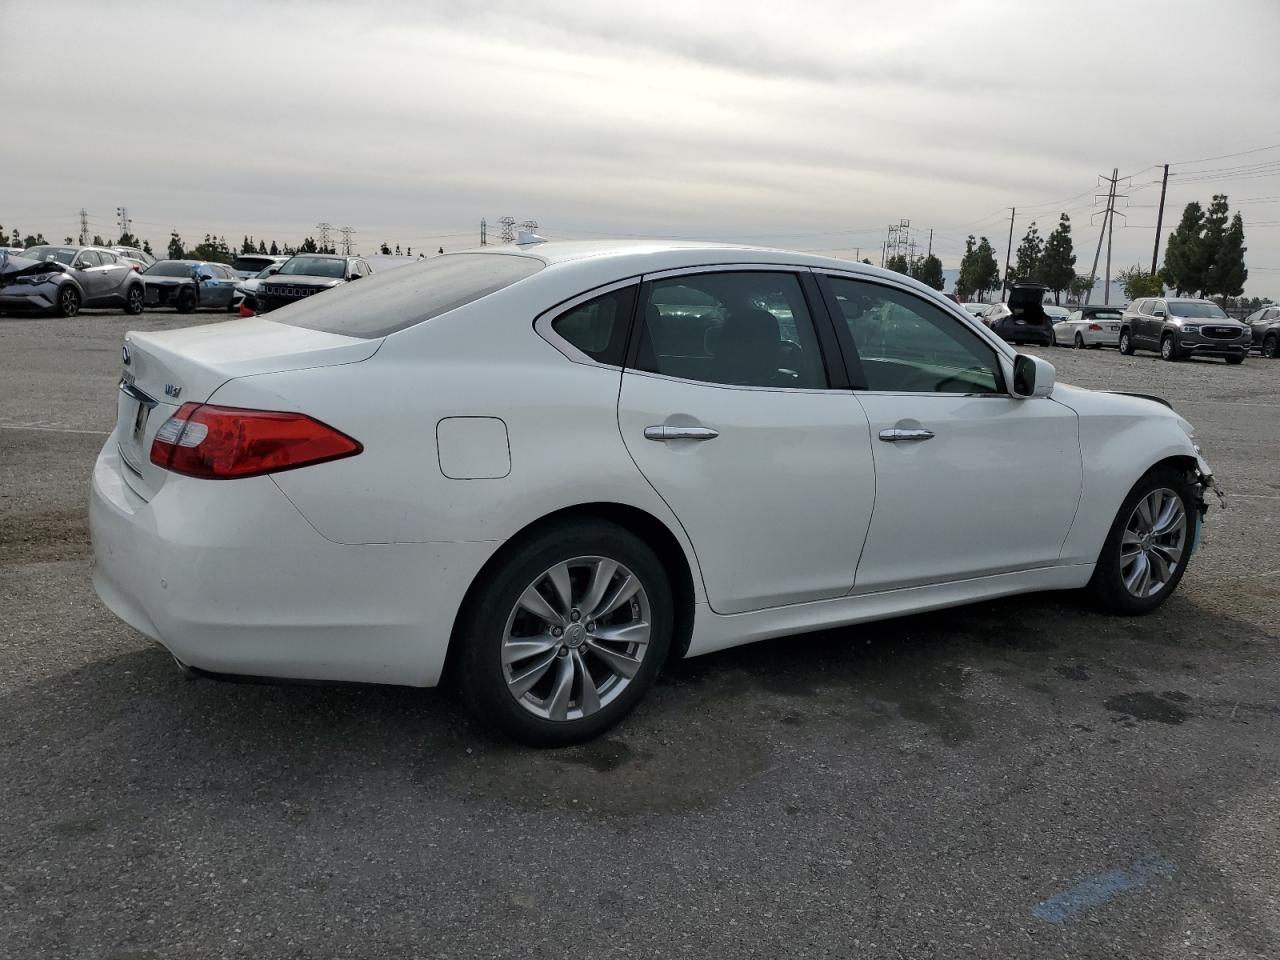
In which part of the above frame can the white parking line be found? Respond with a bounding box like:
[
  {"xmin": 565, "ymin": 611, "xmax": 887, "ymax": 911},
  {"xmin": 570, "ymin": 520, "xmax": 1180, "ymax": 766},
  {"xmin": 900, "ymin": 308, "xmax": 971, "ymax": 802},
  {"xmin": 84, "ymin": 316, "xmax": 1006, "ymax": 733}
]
[{"xmin": 0, "ymin": 423, "xmax": 110, "ymax": 436}]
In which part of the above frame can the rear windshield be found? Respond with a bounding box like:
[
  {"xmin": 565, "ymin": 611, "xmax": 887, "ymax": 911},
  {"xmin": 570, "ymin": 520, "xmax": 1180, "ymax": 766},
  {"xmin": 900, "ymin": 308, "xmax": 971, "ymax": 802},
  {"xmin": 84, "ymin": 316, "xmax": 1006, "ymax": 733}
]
[
  {"xmin": 1168, "ymin": 302, "xmax": 1228, "ymax": 319},
  {"xmin": 232, "ymin": 256, "xmax": 274, "ymax": 273},
  {"xmin": 1086, "ymin": 309, "xmax": 1123, "ymax": 320},
  {"xmin": 278, "ymin": 256, "xmax": 346, "ymax": 278},
  {"xmin": 273, "ymin": 253, "xmax": 545, "ymax": 338},
  {"xmin": 144, "ymin": 261, "xmax": 196, "ymax": 277}
]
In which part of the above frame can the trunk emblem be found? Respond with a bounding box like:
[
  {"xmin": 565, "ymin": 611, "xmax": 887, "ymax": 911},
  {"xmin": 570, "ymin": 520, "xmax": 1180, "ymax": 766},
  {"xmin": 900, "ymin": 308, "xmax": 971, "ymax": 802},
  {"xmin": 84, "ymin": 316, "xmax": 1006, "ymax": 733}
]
[
  {"xmin": 121, "ymin": 344, "xmax": 131, "ymax": 365},
  {"xmin": 164, "ymin": 384, "xmax": 183, "ymax": 399}
]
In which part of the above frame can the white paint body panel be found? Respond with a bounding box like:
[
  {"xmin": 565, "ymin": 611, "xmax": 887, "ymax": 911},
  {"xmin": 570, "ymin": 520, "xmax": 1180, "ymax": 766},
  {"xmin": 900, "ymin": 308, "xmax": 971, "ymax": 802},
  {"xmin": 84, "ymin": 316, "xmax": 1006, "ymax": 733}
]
[{"xmin": 88, "ymin": 241, "xmax": 1210, "ymax": 689}]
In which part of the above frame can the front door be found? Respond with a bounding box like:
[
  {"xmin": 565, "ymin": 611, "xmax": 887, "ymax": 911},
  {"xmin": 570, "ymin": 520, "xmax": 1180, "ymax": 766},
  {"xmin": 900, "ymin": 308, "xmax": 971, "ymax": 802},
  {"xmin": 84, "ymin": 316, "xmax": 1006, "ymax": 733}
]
[
  {"xmin": 617, "ymin": 268, "xmax": 875, "ymax": 615},
  {"xmin": 819, "ymin": 273, "xmax": 1083, "ymax": 592}
]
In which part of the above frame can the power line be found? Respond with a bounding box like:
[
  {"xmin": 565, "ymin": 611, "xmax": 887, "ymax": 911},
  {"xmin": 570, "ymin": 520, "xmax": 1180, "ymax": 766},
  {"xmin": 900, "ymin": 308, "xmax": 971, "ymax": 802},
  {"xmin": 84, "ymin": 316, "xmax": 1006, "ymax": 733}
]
[{"xmin": 1171, "ymin": 142, "xmax": 1280, "ymax": 167}]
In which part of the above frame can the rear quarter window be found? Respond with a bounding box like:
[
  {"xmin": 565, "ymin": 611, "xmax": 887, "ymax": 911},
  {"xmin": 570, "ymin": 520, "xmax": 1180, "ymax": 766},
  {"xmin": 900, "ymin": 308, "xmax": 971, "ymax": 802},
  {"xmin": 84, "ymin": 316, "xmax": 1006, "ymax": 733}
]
[{"xmin": 272, "ymin": 253, "xmax": 545, "ymax": 338}]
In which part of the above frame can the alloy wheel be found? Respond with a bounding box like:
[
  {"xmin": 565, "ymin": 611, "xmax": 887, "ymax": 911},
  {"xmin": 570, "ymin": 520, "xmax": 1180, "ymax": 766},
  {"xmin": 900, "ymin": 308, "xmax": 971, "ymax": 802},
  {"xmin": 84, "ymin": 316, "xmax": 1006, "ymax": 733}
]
[
  {"xmin": 1119, "ymin": 332, "xmax": 1130, "ymax": 354},
  {"xmin": 1161, "ymin": 337, "xmax": 1173, "ymax": 360},
  {"xmin": 128, "ymin": 287, "xmax": 143, "ymax": 313},
  {"xmin": 1075, "ymin": 333, "xmax": 1084, "ymax": 349},
  {"xmin": 60, "ymin": 288, "xmax": 79, "ymax": 317},
  {"xmin": 1120, "ymin": 488, "xmax": 1187, "ymax": 598},
  {"xmin": 501, "ymin": 556, "xmax": 651, "ymax": 722}
]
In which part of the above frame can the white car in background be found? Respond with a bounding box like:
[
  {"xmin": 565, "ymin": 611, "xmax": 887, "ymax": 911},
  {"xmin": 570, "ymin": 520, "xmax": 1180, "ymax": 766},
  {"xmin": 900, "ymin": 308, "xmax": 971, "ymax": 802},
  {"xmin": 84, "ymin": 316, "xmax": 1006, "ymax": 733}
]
[
  {"xmin": 90, "ymin": 241, "xmax": 1215, "ymax": 745},
  {"xmin": 1044, "ymin": 304, "xmax": 1071, "ymax": 343},
  {"xmin": 1059, "ymin": 305, "xmax": 1126, "ymax": 349}
]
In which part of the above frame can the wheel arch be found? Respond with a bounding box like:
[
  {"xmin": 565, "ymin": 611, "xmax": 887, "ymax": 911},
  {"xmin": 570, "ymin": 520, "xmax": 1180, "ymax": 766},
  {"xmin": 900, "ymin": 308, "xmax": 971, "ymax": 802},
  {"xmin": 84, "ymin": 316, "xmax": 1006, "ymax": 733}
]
[{"xmin": 442, "ymin": 501, "xmax": 698, "ymax": 683}]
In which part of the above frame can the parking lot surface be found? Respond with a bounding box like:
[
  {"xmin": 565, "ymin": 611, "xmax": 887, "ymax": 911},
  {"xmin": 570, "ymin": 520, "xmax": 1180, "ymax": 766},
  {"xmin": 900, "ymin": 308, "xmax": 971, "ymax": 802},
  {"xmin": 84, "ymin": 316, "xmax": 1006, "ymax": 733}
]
[{"xmin": 2, "ymin": 308, "xmax": 1279, "ymax": 959}]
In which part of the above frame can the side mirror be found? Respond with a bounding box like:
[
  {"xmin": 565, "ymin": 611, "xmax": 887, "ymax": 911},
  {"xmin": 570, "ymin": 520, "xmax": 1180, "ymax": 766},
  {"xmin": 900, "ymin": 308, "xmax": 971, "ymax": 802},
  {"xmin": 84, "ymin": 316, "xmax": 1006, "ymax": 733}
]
[
  {"xmin": 1011, "ymin": 354, "xmax": 1056, "ymax": 399},
  {"xmin": 348, "ymin": 272, "xmax": 360, "ymax": 280},
  {"xmin": 1153, "ymin": 308, "xmax": 1166, "ymax": 318},
  {"xmin": 265, "ymin": 266, "xmax": 279, "ymax": 276}
]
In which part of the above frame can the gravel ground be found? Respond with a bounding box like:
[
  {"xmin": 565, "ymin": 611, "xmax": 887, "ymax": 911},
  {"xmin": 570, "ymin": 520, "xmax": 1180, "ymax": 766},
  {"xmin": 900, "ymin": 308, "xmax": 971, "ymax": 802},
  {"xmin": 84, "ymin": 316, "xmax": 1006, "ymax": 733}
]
[{"xmin": 1, "ymin": 310, "xmax": 1278, "ymax": 959}]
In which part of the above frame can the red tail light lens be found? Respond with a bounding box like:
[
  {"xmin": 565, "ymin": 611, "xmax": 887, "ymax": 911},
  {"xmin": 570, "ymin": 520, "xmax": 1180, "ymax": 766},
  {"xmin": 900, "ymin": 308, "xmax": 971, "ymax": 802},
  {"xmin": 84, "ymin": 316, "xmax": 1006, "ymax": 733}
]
[
  {"xmin": 150, "ymin": 403, "xmax": 362, "ymax": 479},
  {"xmin": 1088, "ymin": 323, "xmax": 1103, "ymax": 331}
]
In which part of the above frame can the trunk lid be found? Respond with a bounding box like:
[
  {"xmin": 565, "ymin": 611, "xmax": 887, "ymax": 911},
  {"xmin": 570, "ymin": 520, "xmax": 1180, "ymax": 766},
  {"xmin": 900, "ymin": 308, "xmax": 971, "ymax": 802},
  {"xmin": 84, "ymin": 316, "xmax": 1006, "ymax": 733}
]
[{"xmin": 113, "ymin": 318, "xmax": 381, "ymax": 500}]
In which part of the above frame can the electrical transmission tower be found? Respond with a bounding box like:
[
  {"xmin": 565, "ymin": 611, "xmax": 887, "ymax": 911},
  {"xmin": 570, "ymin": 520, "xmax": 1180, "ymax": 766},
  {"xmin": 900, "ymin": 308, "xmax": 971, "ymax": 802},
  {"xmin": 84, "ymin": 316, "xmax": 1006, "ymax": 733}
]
[
  {"xmin": 518, "ymin": 219, "xmax": 539, "ymax": 235},
  {"xmin": 480, "ymin": 218, "xmax": 487, "ymax": 246},
  {"xmin": 78, "ymin": 209, "xmax": 89, "ymax": 246},
  {"xmin": 498, "ymin": 217, "xmax": 517, "ymax": 243},
  {"xmin": 884, "ymin": 218, "xmax": 910, "ymax": 266},
  {"xmin": 115, "ymin": 206, "xmax": 131, "ymax": 240},
  {"xmin": 339, "ymin": 225, "xmax": 355, "ymax": 255},
  {"xmin": 316, "ymin": 222, "xmax": 332, "ymax": 252},
  {"xmin": 1085, "ymin": 169, "xmax": 1127, "ymax": 305}
]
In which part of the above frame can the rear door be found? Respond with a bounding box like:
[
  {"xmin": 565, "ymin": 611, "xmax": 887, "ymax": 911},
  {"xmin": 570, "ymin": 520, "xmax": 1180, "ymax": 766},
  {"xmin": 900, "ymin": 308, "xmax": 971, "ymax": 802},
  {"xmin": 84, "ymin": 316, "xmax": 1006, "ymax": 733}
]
[
  {"xmin": 97, "ymin": 251, "xmax": 132, "ymax": 299},
  {"xmin": 72, "ymin": 250, "xmax": 106, "ymax": 300},
  {"xmin": 818, "ymin": 273, "xmax": 1082, "ymax": 592},
  {"xmin": 616, "ymin": 266, "xmax": 875, "ymax": 615}
]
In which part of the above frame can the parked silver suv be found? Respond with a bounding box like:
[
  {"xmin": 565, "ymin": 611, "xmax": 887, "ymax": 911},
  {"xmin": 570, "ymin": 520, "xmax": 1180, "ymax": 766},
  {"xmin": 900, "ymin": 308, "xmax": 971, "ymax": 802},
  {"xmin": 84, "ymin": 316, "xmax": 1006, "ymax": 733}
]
[
  {"xmin": 0, "ymin": 245, "xmax": 146, "ymax": 317},
  {"xmin": 1118, "ymin": 297, "xmax": 1250, "ymax": 364}
]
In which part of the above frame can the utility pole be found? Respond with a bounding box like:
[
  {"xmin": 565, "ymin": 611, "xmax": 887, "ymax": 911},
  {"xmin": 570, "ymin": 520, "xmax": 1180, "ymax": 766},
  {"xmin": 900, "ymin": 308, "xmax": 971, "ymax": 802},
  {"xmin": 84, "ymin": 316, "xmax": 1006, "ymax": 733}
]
[
  {"xmin": 1105, "ymin": 190, "xmax": 1116, "ymax": 306},
  {"xmin": 880, "ymin": 239, "xmax": 886, "ymax": 268},
  {"xmin": 927, "ymin": 228, "xmax": 933, "ymax": 258},
  {"xmin": 1002, "ymin": 207, "xmax": 1015, "ymax": 299},
  {"xmin": 480, "ymin": 218, "xmax": 487, "ymax": 246},
  {"xmin": 1151, "ymin": 163, "xmax": 1170, "ymax": 275},
  {"xmin": 1085, "ymin": 170, "xmax": 1117, "ymax": 306},
  {"xmin": 78, "ymin": 209, "xmax": 89, "ymax": 246}
]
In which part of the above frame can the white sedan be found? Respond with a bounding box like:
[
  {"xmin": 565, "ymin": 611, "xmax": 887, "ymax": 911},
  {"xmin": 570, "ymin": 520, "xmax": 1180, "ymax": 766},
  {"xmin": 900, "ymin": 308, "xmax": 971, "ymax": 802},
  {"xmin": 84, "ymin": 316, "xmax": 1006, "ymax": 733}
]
[
  {"xmin": 90, "ymin": 241, "xmax": 1215, "ymax": 745},
  {"xmin": 1057, "ymin": 305, "xmax": 1126, "ymax": 349}
]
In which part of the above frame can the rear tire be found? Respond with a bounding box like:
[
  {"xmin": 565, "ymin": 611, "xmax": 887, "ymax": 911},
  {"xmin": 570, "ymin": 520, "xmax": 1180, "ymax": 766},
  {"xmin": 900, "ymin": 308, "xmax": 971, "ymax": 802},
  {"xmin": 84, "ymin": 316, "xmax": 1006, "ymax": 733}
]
[
  {"xmin": 455, "ymin": 519, "xmax": 673, "ymax": 746},
  {"xmin": 176, "ymin": 287, "xmax": 196, "ymax": 314},
  {"xmin": 1263, "ymin": 335, "xmax": 1279, "ymax": 359},
  {"xmin": 1160, "ymin": 334, "xmax": 1178, "ymax": 361},
  {"xmin": 1087, "ymin": 466, "xmax": 1197, "ymax": 615},
  {"xmin": 123, "ymin": 284, "xmax": 144, "ymax": 315},
  {"xmin": 1118, "ymin": 329, "xmax": 1134, "ymax": 355}
]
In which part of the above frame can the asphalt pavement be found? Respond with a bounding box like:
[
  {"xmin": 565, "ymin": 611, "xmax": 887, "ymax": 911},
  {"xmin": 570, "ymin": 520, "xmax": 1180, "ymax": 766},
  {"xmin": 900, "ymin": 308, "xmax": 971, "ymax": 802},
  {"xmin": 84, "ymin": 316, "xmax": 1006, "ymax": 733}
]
[{"xmin": 2, "ymin": 308, "xmax": 1279, "ymax": 959}]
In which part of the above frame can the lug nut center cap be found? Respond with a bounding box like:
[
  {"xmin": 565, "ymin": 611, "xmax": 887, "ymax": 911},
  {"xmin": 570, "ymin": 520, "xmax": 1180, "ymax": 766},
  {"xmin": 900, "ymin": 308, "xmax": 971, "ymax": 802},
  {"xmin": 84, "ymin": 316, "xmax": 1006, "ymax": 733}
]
[{"xmin": 564, "ymin": 624, "xmax": 586, "ymax": 648}]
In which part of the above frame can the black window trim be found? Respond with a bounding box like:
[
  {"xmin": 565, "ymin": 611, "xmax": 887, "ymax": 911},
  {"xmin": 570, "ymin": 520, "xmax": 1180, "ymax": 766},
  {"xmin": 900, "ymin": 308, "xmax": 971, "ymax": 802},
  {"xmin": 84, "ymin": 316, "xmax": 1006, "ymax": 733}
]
[
  {"xmin": 534, "ymin": 276, "xmax": 644, "ymax": 369},
  {"xmin": 814, "ymin": 270, "xmax": 1010, "ymax": 396},
  {"xmin": 620, "ymin": 264, "xmax": 848, "ymax": 393}
]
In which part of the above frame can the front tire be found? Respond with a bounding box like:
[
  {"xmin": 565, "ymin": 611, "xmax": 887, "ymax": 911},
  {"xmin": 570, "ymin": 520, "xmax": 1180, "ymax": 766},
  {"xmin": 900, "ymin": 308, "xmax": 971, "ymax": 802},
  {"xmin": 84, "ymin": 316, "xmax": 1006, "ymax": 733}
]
[
  {"xmin": 55, "ymin": 285, "xmax": 81, "ymax": 318},
  {"xmin": 1118, "ymin": 329, "xmax": 1134, "ymax": 355},
  {"xmin": 456, "ymin": 519, "xmax": 673, "ymax": 746},
  {"xmin": 1074, "ymin": 332, "xmax": 1085, "ymax": 350},
  {"xmin": 1160, "ymin": 334, "xmax": 1178, "ymax": 361},
  {"xmin": 1087, "ymin": 466, "xmax": 1196, "ymax": 615},
  {"xmin": 176, "ymin": 287, "xmax": 196, "ymax": 314},
  {"xmin": 123, "ymin": 284, "xmax": 145, "ymax": 315},
  {"xmin": 1263, "ymin": 335, "xmax": 1279, "ymax": 359}
]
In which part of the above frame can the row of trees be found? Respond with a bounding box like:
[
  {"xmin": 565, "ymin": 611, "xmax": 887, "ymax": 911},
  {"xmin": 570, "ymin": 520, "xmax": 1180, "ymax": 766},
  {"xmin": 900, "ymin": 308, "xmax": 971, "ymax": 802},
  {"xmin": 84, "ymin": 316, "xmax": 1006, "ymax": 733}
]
[
  {"xmin": 1161, "ymin": 195, "xmax": 1247, "ymax": 298},
  {"xmin": 1009, "ymin": 213, "xmax": 1080, "ymax": 303},
  {"xmin": 884, "ymin": 251, "xmax": 945, "ymax": 290}
]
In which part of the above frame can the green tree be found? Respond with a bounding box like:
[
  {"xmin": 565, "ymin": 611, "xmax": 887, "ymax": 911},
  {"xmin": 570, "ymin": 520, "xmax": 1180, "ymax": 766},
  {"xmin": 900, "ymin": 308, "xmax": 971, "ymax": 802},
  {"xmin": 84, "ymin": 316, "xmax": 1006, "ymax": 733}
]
[
  {"xmin": 380, "ymin": 242, "xmax": 392, "ymax": 255},
  {"xmin": 257, "ymin": 239, "xmax": 267, "ymax": 254},
  {"xmin": 300, "ymin": 236, "xmax": 319, "ymax": 253},
  {"xmin": 241, "ymin": 235, "xmax": 255, "ymax": 254},
  {"xmin": 63, "ymin": 236, "xmax": 74, "ymax": 245},
  {"xmin": 189, "ymin": 234, "xmax": 233, "ymax": 264},
  {"xmin": 1195, "ymin": 195, "xmax": 1231, "ymax": 296},
  {"xmin": 885, "ymin": 253, "xmax": 909, "ymax": 274},
  {"xmin": 142, "ymin": 239, "xmax": 153, "ymax": 256},
  {"xmin": 117, "ymin": 231, "xmax": 139, "ymax": 248},
  {"xmin": 1210, "ymin": 212, "xmax": 1248, "ymax": 299},
  {"xmin": 958, "ymin": 235, "xmax": 1000, "ymax": 301},
  {"xmin": 91, "ymin": 234, "xmax": 106, "ymax": 247},
  {"xmin": 861, "ymin": 258, "xmax": 872, "ymax": 265},
  {"xmin": 1011, "ymin": 222, "xmax": 1043, "ymax": 285},
  {"xmin": 1038, "ymin": 214, "xmax": 1077, "ymax": 303},
  {"xmin": 1161, "ymin": 201, "xmax": 1205, "ymax": 296},
  {"xmin": 269, "ymin": 240, "xmax": 279, "ymax": 256},
  {"xmin": 1117, "ymin": 266, "xmax": 1164, "ymax": 300},
  {"xmin": 167, "ymin": 231, "xmax": 185, "ymax": 259},
  {"xmin": 914, "ymin": 253, "xmax": 944, "ymax": 290},
  {"xmin": 23, "ymin": 233, "xmax": 46, "ymax": 247},
  {"xmin": 1068, "ymin": 275, "xmax": 1095, "ymax": 302}
]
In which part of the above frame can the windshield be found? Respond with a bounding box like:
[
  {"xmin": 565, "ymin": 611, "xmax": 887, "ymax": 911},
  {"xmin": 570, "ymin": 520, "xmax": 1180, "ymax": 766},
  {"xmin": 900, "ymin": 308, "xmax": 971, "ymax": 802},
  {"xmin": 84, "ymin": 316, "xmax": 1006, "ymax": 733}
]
[
  {"xmin": 144, "ymin": 261, "xmax": 197, "ymax": 277},
  {"xmin": 24, "ymin": 246, "xmax": 76, "ymax": 265},
  {"xmin": 277, "ymin": 256, "xmax": 346, "ymax": 278},
  {"xmin": 232, "ymin": 256, "xmax": 274, "ymax": 273},
  {"xmin": 274, "ymin": 253, "xmax": 544, "ymax": 338},
  {"xmin": 256, "ymin": 265, "xmax": 279, "ymax": 279},
  {"xmin": 1169, "ymin": 302, "xmax": 1228, "ymax": 319}
]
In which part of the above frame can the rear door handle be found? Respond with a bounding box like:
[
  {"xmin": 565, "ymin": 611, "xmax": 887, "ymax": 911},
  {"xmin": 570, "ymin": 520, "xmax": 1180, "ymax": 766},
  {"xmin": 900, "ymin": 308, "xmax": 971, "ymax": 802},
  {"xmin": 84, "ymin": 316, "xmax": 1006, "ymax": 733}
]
[
  {"xmin": 878, "ymin": 428, "xmax": 934, "ymax": 442},
  {"xmin": 644, "ymin": 425, "xmax": 719, "ymax": 442}
]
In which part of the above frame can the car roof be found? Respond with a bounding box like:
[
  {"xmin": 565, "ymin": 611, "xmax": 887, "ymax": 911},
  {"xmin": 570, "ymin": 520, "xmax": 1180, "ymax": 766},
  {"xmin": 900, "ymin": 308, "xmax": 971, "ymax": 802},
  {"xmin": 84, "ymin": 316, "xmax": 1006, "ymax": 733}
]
[
  {"xmin": 1164, "ymin": 297, "xmax": 1214, "ymax": 304},
  {"xmin": 286, "ymin": 253, "xmax": 346, "ymax": 260}
]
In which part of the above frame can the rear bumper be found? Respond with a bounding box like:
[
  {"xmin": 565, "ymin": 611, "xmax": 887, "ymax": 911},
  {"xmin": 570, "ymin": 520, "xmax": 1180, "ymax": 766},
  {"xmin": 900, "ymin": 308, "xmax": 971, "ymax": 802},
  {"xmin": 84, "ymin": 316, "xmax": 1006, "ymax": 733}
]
[
  {"xmin": 89, "ymin": 437, "xmax": 497, "ymax": 687},
  {"xmin": 1079, "ymin": 326, "xmax": 1120, "ymax": 346}
]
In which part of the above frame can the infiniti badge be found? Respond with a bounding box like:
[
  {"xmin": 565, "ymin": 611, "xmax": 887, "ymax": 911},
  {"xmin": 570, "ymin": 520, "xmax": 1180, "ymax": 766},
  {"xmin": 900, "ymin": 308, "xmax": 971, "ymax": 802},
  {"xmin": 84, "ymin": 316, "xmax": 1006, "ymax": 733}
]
[{"xmin": 121, "ymin": 343, "xmax": 131, "ymax": 365}]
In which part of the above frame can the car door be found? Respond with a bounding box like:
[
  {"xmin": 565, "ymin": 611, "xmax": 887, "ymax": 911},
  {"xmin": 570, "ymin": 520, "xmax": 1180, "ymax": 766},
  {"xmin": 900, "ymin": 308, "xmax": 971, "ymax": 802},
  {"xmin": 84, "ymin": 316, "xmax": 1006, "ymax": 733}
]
[
  {"xmin": 616, "ymin": 266, "xmax": 875, "ymax": 615},
  {"xmin": 818, "ymin": 272, "xmax": 1082, "ymax": 593},
  {"xmin": 213, "ymin": 264, "xmax": 239, "ymax": 305},
  {"xmin": 96, "ymin": 250, "xmax": 131, "ymax": 299},
  {"xmin": 71, "ymin": 250, "xmax": 106, "ymax": 301},
  {"xmin": 1145, "ymin": 300, "xmax": 1169, "ymax": 346},
  {"xmin": 1064, "ymin": 310, "xmax": 1082, "ymax": 342}
]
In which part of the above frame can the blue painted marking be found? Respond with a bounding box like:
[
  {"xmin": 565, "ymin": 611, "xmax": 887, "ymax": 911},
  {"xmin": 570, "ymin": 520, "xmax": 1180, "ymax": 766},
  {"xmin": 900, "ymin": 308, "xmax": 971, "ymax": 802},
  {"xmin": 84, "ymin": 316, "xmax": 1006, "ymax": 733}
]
[{"xmin": 1032, "ymin": 856, "xmax": 1175, "ymax": 924}]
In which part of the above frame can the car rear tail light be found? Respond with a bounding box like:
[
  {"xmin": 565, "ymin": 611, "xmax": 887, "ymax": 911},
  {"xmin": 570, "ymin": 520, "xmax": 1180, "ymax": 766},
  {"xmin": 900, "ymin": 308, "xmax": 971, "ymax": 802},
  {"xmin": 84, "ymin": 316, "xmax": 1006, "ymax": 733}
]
[
  {"xmin": 150, "ymin": 403, "xmax": 361, "ymax": 479},
  {"xmin": 1088, "ymin": 323, "xmax": 1103, "ymax": 331}
]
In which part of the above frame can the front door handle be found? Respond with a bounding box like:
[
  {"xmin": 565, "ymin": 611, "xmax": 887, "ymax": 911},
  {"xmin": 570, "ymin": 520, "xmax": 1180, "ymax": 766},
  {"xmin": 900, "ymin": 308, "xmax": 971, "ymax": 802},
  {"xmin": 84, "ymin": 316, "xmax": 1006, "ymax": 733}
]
[
  {"xmin": 878, "ymin": 428, "xmax": 935, "ymax": 442},
  {"xmin": 644, "ymin": 425, "xmax": 719, "ymax": 442}
]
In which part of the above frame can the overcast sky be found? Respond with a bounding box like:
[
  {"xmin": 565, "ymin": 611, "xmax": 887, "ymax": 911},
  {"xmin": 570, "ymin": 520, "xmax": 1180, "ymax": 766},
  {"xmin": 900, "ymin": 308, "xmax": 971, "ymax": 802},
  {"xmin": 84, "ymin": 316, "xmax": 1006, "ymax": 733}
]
[{"xmin": 4, "ymin": 0, "xmax": 1279, "ymax": 293}]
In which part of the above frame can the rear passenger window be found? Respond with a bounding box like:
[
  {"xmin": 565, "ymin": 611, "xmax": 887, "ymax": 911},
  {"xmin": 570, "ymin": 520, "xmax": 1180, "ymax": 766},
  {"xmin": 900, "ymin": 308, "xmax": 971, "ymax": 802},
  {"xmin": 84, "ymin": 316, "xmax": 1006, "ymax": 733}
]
[
  {"xmin": 550, "ymin": 285, "xmax": 637, "ymax": 366},
  {"xmin": 632, "ymin": 271, "xmax": 827, "ymax": 389}
]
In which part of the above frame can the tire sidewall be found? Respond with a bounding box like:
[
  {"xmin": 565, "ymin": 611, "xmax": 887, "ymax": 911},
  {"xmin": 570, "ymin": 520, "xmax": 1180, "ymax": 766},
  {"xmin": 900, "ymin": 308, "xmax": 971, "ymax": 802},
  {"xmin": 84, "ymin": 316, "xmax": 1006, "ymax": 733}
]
[
  {"xmin": 1262, "ymin": 335, "xmax": 1277, "ymax": 358},
  {"xmin": 1160, "ymin": 335, "xmax": 1175, "ymax": 361},
  {"xmin": 1119, "ymin": 330, "xmax": 1133, "ymax": 355},
  {"xmin": 458, "ymin": 519, "xmax": 673, "ymax": 746},
  {"xmin": 1091, "ymin": 466, "xmax": 1197, "ymax": 615}
]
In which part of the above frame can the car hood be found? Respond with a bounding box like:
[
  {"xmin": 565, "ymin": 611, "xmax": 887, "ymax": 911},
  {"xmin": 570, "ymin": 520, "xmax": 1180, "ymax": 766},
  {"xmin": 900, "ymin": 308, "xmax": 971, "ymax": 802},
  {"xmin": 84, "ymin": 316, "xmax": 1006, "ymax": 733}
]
[{"xmin": 0, "ymin": 253, "xmax": 65, "ymax": 281}]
